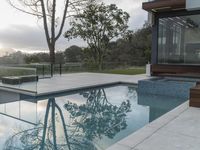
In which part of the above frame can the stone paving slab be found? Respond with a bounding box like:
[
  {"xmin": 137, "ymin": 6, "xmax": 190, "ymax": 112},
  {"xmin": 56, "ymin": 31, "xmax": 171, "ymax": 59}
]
[
  {"xmin": 160, "ymin": 107, "xmax": 200, "ymax": 139},
  {"xmin": 35, "ymin": 73, "xmax": 150, "ymax": 96},
  {"xmin": 107, "ymin": 101, "xmax": 200, "ymax": 150},
  {"xmin": 133, "ymin": 127, "xmax": 200, "ymax": 150},
  {"xmin": 0, "ymin": 73, "xmax": 150, "ymax": 96}
]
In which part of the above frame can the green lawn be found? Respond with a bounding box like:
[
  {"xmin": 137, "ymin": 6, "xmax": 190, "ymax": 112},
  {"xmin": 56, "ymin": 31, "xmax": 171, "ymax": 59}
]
[{"xmin": 99, "ymin": 68, "xmax": 145, "ymax": 75}]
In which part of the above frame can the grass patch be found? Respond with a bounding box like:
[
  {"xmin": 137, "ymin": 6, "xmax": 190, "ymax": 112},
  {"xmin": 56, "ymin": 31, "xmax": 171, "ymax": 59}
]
[{"xmin": 99, "ymin": 67, "xmax": 145, "ymax": 75}]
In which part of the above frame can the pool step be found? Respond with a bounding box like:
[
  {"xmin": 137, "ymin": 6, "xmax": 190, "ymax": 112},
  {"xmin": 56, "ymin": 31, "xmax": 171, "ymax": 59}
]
[{"xmin": 190, "ymin": 82, "xmax": 200, "ymax": 107}]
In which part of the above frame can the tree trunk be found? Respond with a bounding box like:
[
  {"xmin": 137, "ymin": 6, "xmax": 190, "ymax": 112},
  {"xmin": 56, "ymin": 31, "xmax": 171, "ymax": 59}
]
[
  {"xmin": 49, "ymin": 44, "xmax": 55, "ymax": 64},
  {"xmin": 49, "ymin": 44, "xmax": 55, "ymax": 77},
  {"xmin": 98, "ymin": 57, "xmax": 103, "ymax": 71},
  {"xmin": 98, "ymin": 63, "xmax": 102, "ymax": 71},
  {"xmin": 97, "ymin": 48, "xmax": 103, "ymax": 71}
]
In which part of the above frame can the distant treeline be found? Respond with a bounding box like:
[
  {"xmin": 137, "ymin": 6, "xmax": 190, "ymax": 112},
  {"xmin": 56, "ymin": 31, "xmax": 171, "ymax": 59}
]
[{"xmin": 0, "ymin": 25, "xmax": 151, "ymax": 69}]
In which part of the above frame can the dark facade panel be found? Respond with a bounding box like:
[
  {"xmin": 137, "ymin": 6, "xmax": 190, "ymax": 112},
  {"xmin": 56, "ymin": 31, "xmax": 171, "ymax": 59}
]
[
  {"xmin": 151, "ymin": 14, "xmax": 158, "ymax": 65},
  {"xmin": 143, "ymin": 0, "xmax": 186, "ymax": 12}
]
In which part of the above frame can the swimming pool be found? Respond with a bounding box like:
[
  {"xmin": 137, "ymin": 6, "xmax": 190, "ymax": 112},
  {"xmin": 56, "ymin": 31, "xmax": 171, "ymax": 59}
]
[{"xmin": 0, "ymin": 83, "xmax": 189, "ymax": 150}]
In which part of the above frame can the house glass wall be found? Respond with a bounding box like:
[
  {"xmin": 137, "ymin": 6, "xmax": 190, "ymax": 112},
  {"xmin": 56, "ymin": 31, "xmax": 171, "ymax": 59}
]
[{"xmin": 158, "ymin": 14, "xmax": 200, "ymax": 65}]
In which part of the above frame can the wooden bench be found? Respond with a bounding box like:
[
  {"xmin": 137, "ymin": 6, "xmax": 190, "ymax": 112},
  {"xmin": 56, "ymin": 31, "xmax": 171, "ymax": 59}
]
[{"xmin": 2, "ymin": 75, "xmax": 38, "ymax": 85}]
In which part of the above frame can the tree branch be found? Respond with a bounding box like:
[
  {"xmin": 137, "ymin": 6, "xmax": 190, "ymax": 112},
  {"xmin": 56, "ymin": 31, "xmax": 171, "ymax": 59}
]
[
  {"xmin": 51, "ymin": 0, "xmax": 56, "ymax": 44},
  {"xmin": 55, "ymin": 0, "xmax": 69, "ymax": 41},
  {"xmin": 7, "ymin": 0, "xmax": 44, "ymax": 17},
  {"xmin": 40, "ymin": 0, "xmax": 51, "ymax": 47}
]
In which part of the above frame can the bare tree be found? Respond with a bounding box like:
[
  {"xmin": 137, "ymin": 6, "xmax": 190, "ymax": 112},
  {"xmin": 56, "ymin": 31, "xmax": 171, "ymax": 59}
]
[{"xmin": 7, "ymin": 0, "xmax": 95, "ymax": 64}]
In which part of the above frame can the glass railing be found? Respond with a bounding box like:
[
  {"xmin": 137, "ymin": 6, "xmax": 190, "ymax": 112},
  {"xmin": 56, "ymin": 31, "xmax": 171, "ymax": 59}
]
[
  {"xmin": 148, "ymin": 0, "xmax": 154, "ymax": 1},
  {"xmin": 0, "ymin": 100, "xmax": 37, "ymax": 124},
  {"xmin": 11, "ymin": 64, "xmax": 52, "ymax": 79},
  {"xmin": 0, "ymin": 66, "xmax": 37, "ymax": 93},
  {"xmin": 144, "ymin": 0, "xmax": 159, "ymax": 2}
]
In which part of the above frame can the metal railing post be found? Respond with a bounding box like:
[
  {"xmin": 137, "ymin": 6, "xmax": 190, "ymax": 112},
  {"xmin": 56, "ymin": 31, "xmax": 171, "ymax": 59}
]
[
  {"xmin": 42, "ymin": 65, "xmax": 45, "ymax": 77},
  {"xmin": 51, "ymin": 64, "xmax": 53, "ymax": 77},
  {"xmin": 60, "ymin": 63, "xmax": 62, "ymax": 75}
]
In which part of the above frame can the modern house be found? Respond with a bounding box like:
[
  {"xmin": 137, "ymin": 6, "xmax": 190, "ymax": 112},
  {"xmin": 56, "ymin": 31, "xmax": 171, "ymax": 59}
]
[
  {"xmin": 142, "ymin": 0, "xmax": 200, "ymax": 77},
  {"xmin": 142, "ymin": 0, "xmax": 200, "ymax": 107}
]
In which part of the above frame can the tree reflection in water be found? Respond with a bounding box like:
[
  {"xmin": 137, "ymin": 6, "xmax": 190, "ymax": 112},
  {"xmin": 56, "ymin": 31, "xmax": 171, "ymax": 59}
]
[
  {"xmin": 4, "ymin": 88, "xmax": 131, "ymax": 150},
  {"xmin": 65, "ymin": 89, "xmax": 131, "ymax": 140}
]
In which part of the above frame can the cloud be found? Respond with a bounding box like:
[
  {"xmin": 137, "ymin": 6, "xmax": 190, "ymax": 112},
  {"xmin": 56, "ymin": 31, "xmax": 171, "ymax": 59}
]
[
  {"xmin": 0, "ymin": 0, "xmax": 147, "ymax": 52},
  {"xmin": 0, "ymin": 25, "xmax": 47, "ymax": 50},
  {"xmin": 0, "ymin": 24, "xmax": 86, "ymax": 51}
]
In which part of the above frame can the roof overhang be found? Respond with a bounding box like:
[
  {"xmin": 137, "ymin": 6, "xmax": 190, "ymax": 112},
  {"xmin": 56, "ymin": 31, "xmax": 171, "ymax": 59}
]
[{"xmin": 142, "ymin": 0, "xmax": 186, "ymax": 12}]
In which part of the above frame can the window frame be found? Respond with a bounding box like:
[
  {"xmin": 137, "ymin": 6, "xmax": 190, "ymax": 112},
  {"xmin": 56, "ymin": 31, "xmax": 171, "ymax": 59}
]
[{"xmin": 153, "ymin": 9, "xmax": 200, "ymax": 66}]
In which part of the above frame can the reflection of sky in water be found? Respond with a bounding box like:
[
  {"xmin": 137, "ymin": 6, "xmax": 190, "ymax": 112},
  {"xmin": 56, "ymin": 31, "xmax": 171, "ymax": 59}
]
[
  {"xmin": 0, "ymin": 85, "xmax": 187, "ymax": 149},
  {"xmin": 0, "ymin": 115, "xmax": 33, "ymax": 149}
]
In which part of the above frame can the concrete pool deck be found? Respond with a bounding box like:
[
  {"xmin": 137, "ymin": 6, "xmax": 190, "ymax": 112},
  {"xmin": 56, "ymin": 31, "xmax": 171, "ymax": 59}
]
[
  {"xmin": 107, "ymin": 101, "xmax": 200, "ymax": 150},
  {"xmin": 20, "ymin": 73, "xmax": 200, "ymax": 150},
  {"xmin": 0, "ymin": 73, "xmax": 200, "ymax": 150},
  {"xmin": 0, "ymin": 73, "xmax": 151, "ymax": 96},
  {"xmin": 36, "ymin": 73, "xmax": 151, "ymax": 96}
]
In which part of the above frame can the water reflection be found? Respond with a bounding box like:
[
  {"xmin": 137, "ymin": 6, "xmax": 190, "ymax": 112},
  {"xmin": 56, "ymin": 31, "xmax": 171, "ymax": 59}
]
[
  {"xmin": 65, "ymin": 89, "xmax": 131, "ymax": 140},
  {"xmin": 3, "ymin": 88, "xmax": 131, "ymax": 150}
]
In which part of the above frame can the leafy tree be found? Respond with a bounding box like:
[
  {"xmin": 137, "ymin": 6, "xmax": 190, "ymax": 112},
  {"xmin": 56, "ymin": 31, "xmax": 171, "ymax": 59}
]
[
  {"xmin": 106, "ymin": 25, "xmax": 152, "ymax": 66},
  {"xmin": 65, "ymin": 3, "xmax": 130, "ymax": 70},
  {"xmin": 24, "ymin": 52, "xmax": 65, "ymax": 64},
  {"xmin": 0, "ymin": 51, "xmax": 25, "ymax": 64},
  {"xmin": 24, "ymin": 53, "xmax": 50, "ymax": 64},
  {"xmin": 7, "ymin": 0, "xmax": 96, "ymax": 64},
  {"xmin": 64, "ymin": 45, "xmax": 83, "ymax": 62},
  {"xmin": 55, "ymin": 51, "xmax": 65, "ymax": 64},
  {"xmin": 128, "ymin": 24, "xmax": 152, "ymax": 63}
]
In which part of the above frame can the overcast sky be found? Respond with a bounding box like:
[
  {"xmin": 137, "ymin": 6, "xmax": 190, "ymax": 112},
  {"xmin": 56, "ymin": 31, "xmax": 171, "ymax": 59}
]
[{"xmin": 0, "ymin": 0, "xmax": 147, "ymax": 53}]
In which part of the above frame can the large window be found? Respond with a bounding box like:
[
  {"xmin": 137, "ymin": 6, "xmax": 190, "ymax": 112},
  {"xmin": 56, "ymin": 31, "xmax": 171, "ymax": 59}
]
[{"xmin": 158, "ymin": 14, "xmax": 200, "ymax": 65}]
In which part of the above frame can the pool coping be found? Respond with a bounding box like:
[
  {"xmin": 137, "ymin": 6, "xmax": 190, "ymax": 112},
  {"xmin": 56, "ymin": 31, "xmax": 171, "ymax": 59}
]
[
  {"xmin": 34, "ymin": 81, "xmax": 137, "ymax": 99},
  {"xmin": 0, "ymin": 81, "xmax": 138, "ymax": 99},
  {"xmin": 106, "ymin": 101, "xmax": 189, "ymax": 150}
]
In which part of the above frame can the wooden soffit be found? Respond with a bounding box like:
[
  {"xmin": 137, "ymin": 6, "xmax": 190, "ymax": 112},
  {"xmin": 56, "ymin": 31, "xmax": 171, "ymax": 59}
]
[{"xmin": 142, "ymin": 0, "xmax": 186, "ymax": 12}]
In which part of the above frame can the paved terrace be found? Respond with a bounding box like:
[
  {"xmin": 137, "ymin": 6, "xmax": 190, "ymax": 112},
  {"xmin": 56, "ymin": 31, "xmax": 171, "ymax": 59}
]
[
  {"xmin": 36, "ymin": 73, "xmax": 150, "ymax": 95},
  {"xmin": 0, "ymin": 73, "xmax": 151, "ymax": 96},
  {"xmin": 107, "ymin": 101, "xmax": 200, "ymax": 150},
  {"xmin": 0, "ymin": 73, "xmax": 200, "ymax": 150}
]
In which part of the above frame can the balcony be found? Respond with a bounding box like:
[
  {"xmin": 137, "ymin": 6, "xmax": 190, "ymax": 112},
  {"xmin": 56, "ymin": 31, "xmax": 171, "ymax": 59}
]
[{"xmin": 142, "ymin": 0, "xmax": 186, "ymax": 12}]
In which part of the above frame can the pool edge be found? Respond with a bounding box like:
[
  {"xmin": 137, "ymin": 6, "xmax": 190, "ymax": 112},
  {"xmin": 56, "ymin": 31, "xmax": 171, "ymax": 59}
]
[{"xmin": 106, "ymin": 101, "xmax": 189, "ymax": 150}]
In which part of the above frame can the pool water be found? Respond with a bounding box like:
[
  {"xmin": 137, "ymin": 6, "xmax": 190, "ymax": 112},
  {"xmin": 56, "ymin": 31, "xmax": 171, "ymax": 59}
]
[{"xmin": 0, "ymin": 84, "xmax": 188, "ymax": 150}]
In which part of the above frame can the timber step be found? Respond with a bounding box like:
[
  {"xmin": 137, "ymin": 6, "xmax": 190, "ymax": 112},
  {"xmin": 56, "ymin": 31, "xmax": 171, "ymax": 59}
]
[{"xmin": 190, "ymin": 82, "xmax": 200, "ymax": 107}]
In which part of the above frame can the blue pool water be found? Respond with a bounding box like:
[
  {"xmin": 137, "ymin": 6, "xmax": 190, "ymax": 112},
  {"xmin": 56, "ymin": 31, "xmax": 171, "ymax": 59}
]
[{"xmin": 0, "ymin": 83, "xmax": 191, "ymax": 150}]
